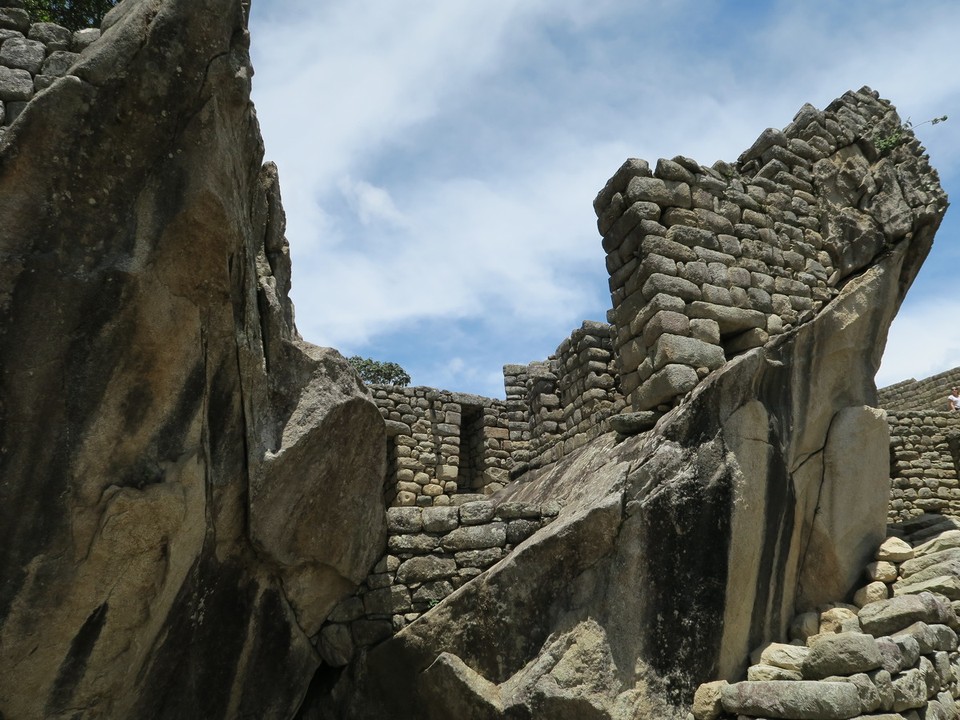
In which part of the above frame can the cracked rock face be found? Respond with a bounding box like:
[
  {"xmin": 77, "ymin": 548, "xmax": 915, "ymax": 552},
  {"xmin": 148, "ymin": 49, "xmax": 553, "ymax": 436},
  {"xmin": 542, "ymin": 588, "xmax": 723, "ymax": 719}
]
[
  {"xmin": 312, "ymin": 92, "xmax": 947, "ymax": 719},
  {"xmin": 0, "ymin": 1, "xmax": 385, "ymax": 718}
]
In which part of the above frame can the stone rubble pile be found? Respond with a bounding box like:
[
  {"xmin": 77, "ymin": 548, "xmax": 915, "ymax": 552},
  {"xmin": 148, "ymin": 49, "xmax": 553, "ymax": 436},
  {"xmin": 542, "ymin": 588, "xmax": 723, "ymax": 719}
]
[
  {"xmin": 314, "ymin": 498, "xmax": 558, "ymax": 667},
  {"xmin": 693, "ymin": 515, "xmax": 960, "ymax": 720},
  {"xmin": 594, "ymin": 87, "xmax": 945, "ymax": 412},
  {"xmin": 0, "ymin": 0, "xmax": 100, "ymax": 136}
]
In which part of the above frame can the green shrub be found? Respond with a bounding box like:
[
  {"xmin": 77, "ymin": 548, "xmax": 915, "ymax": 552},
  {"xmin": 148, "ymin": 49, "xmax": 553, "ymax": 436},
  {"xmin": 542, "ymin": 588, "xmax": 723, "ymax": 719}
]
[
  {"xmin": 23, "ymin": 0, "xmax": 119, "ymax": 31},
  {"xmin": 347, "ymin": 356, "xmax": 411, "ymax": 387}
]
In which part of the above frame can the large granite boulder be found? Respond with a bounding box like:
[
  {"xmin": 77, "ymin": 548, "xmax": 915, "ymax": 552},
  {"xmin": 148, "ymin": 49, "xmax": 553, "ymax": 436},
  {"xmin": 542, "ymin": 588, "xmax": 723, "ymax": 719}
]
[
  {"xmin": 312, "ymin": 92, "xmax": 947, "ymax": 719},
  {"xmin": 0, "ymin": 1, "xmax": 386, "ymax": 718}
]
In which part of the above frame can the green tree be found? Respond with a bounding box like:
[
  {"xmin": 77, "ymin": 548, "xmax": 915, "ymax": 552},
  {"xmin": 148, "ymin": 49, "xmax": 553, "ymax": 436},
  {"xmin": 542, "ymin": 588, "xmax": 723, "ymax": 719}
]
[
  {"xmin": 347, "ymin": 356, "xmax": 411, "ymax": 387},
  {"xmin": 22, "ymin": 0, "xmax": 119, "ymax": 31}
]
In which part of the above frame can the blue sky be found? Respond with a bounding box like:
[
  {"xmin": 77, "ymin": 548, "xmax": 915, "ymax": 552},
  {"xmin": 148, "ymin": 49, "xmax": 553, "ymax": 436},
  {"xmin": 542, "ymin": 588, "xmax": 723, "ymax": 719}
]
[{"xmin": 248, "ymin": 0, "xmax": 960, "ymax": 398}]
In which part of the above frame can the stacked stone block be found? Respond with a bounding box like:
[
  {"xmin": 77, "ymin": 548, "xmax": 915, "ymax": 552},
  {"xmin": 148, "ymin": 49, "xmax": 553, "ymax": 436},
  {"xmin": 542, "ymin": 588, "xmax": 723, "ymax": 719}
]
[
  {"xmin": 315, "ymin": 499, "xmax": 558, "ymax": 667},
  {"xmin": 501, "ymin": 322, "xmax": 626, "ymax": 476},
  {"xmin": 887, "ymin": 412, "xmax": 960, "ymax": 522},
  {"xmin": 881, "ymin": 369, "xmax": 960, "ymax": 414},
  {"xmin": 694, "ymin": 518, "xmax": 960, "ymax": 719},
  {"xmin": 0, "ymin": 1, "xmax": 101, "ymax": 139},
  {"xmin": 371, "ymin": 386, "xmax": 512, "ymax": 506},
  {"xmin": 553, "ymin": 320, "xmax": 625, "ymax": 454},
  {"xmin": 594, "ymin": 88, "xmax": 945, "ymax": 411}
]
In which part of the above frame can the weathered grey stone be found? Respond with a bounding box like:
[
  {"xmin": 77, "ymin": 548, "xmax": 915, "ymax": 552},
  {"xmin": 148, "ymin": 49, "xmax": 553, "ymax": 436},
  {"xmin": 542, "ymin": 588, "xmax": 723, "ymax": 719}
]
[
  {"xmin": 318, "ymin": 623, "xmax": 355, "ymax": 667},
  {"xmin": 720, "ymin": 680, "xmax": 860, "ymax": 719},
  {"xmin": 686, "ymin": 301, "xmax": 766, "ymax": 335},
  {"xmin": 422, "ymin": 505, "xmax": 459, "ymax": 532},
  {"xmin": 0, "ymin": 36, "xmax": 45, "ymax": 74},
  {"xmin": 39, "ymin": 50, "xmax": 80, "ymax": 78},
  {"xmin": 506, "ymin": 519, "xmax": 540, "ymax": 545},
  {"xmin": 652, "ymin": 333, "xmax": 726, "ymax": 372},
  {"xmin": 875, "ymin": 636, "xmax": 904, "ymax": 674},
  {"xmin": 412, "ymin": 580, "xmax": 454, "ymax": 605},
  {"xmin": 363, "ymin": 585, "xmax": 412, "ymax": 616},
  {"xmin": 860, "ymin": 594, "xmax": 943, "ymax": 637},
  {"xmin": 396, "ymin": 556, "xmax": 457, "ymax": 585},
  {"xmin": 28, "ymin": 22, "xmax": 72, "ymax": 51},
  {"xmin": 0, "ymin": 3, "xmax": 390, "ymax": 717},
  {"xmin": 0, "ymin": 64, "xmax": 32, "ymax": 101},
  {"xmin": 386, "ymin": 506, "xmax": 423, "ymax": 534},
  {"xmin": 824, "ymin": 672, "xmax": 881, "ymax": 714},
  {"xmin": 802, "ymin": 633, "xmax": 882, "ymax": 679},
  {"xmin": 635, "ymin": 362, "xmax": 699, "ymax": 409},
  {"xmin": 388, "ymin": 533, "xmax": 440, "ymax": 554},
  {"xmin": 609, "ymin": 411, "xmax": 658, "ymax": 435},
  {"xmin": 72, "ymin": 27, "xmax": 101, "ymax": 52},
  {"xmin": 352, "ymin": 619, "xmax": 394, "ymax": 647},
  {"xmin": 0, "ymin": 8, "xmax": 29, "ymax": 33},
  {"xmin": 625, "ymin": 175, "xmax": 691, "ymax": 208},
  {"xmin": 459, "ymin": 500, "xmax": 496, "ymax": 525},
  {"xmin": 4, "ymin": 98, "xmax": 25, "ymax": 124},
  {"xmin": 895, "ymin": 574, "xmax": 960, "ymax": 600},
  {"xmin": 494, "ymin": 501, "xmax": 540, "ymax": 520},
  {"xmin": 453, "ymin": 548, "xmax": 504, "ymax": 569},
  {"xmin": 891, "ymin": 667, "xmax": 927, "ymax": 712},
  {"xmin": 441, "ymin": 524, "xmax": 506, "ymax": 551}
]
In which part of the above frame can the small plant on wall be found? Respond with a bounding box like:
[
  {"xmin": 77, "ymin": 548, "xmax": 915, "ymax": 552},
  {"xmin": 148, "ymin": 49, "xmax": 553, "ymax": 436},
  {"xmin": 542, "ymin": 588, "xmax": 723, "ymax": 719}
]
[{"xmin": 874, "ymin": 115, "xmax": 947, "ymax": 155}]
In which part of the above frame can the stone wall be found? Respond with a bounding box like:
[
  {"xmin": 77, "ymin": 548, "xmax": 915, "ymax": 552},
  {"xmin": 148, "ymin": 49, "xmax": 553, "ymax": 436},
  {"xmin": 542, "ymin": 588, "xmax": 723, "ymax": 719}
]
[
  {"xmin": 881, "ymin": 368, "xmax": 960, "ymax": 413},
  {"xmin": 314, "ymin": 499, "xmax": 558, "ymax": 667},
  {"xmin": 372, "ymin": 321, "xmax": 626, "ymax": 508},
  {"xmin": 886, "ymin": 411, "xmax": 960, "ymax": 522},
  {"xmin": 371, "ymin": 386, "xmax": 512, "ymax": 506},
  {"xmin": 0, "ymin": 2, "xmax": 100, "ymax": 138},
  {"xmin": 594, "ymin": 88, "xmax": 944, "ymax": 411}
]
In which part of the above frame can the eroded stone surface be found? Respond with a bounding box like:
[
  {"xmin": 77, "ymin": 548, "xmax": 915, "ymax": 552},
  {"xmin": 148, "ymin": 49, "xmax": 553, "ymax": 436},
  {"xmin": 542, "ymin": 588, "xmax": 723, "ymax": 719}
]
[{"xmin": 0, "ymin": 1, "xmax": 385, "ymax": 718}]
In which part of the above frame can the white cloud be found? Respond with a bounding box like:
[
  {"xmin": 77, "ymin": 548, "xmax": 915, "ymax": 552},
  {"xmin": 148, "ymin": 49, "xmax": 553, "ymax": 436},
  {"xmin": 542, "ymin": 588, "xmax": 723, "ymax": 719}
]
[
  {"xmin": 878, "ymin": 297, "xmax": 960, "ymax": 387},
  {"xmin": 339, "ymin": 178, "xmax": 409, "ymax": 229}
]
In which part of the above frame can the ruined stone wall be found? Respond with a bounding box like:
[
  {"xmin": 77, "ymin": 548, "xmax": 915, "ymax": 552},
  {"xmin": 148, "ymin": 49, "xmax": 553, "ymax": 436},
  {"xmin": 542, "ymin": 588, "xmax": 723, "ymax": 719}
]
[
  {"xmin": 0, "ymin": 3, "xmax": 100, "ymax": 137},
  {"xmin": 372, "ymin": 322, "xmax": 625, "ymax": 508},
  {"xmin": 594, "ymin": 88, "xmax": 944, "ymax": 411},
  {"xmin": 880, "ymin": 367, "xmax": 960, "ymax": 412},
  {"xmin": 371, "ymin": 386, "xmax": 512, "ymax": 506},
  {"xmin": 503, "ymin": 320, "xmax": 626, "ymax": 474},
  {"xmin": 314, "ymin": 499, "xmax": 558, "ymax": 667},
  {"xmin": 886, "ymin": 411, "xmax": 960, "ymax": 522}
]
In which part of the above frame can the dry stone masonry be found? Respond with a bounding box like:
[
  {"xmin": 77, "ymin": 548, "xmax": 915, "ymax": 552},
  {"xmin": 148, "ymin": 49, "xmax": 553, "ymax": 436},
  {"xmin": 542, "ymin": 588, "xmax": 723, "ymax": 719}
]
[
  {"xmin": 315, "ymin": 499, "xmax": 558, "ymax": 667},
  {"xmin": 595, "ymin": 89, "xmax": 945, "ymax": 411},
  {"xmin": 0, "ymin": 0, "xmax": 99, "ymax": 137},
  {"xmin": 880, "ymin": 369, "xmax": 960, "ymax": 522},
  {"xmin": 694, "ymin": 516, "xmax": 960, "ymax": 720}
]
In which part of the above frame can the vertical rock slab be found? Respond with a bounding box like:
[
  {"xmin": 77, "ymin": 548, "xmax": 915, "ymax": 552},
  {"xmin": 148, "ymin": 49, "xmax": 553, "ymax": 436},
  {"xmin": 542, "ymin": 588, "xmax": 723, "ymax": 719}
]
[{"xmin": 0, "ymin": 1, "xmax": 385, "ymax": 718}]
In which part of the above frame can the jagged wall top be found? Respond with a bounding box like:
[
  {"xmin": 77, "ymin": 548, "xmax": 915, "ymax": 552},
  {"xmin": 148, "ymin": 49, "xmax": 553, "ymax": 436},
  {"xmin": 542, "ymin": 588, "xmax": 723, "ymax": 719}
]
[{"xmin": 594, "ymin": 86, "xmax": 948, "ymax": 411}]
